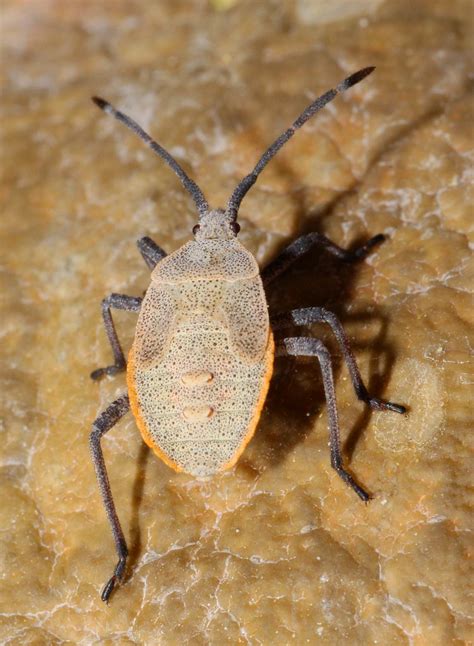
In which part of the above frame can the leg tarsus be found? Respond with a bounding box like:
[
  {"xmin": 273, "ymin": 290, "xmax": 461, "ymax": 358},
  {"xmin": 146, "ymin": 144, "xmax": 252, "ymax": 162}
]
[
  {"xmin": 91, "ymin": 362, "xmax": 126, "ymax": 381},
  {"xmin": 349, "ymin": 233, "xmax": 385, "ymax": 260},
  {"xmin": 91, "ymin": 294, "xmax": 142, "ymax": 381},
  {"xmin": 281, "ymin": 336, "xmax": 370, "ymax": 501},
  {"xmin": 331, "ymin": 458, "xmax": 371, "ymax": 502},
  {"xmin": 356, "ymin": 384, "xmax": 407, "ymax": 414},
  {"xmin": 101, "ymin": 551, "xmax": 128, "ymax": 603},
  {"xmin": 351, "ymin": 379, "xmax": 407, "ymax": 413}
]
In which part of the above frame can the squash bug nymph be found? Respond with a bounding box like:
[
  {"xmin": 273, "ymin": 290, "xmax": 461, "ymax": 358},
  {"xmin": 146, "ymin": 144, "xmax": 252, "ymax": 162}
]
[{"xmin": 89, "ymin": 66, "xmax": 406, "ymax": 603}]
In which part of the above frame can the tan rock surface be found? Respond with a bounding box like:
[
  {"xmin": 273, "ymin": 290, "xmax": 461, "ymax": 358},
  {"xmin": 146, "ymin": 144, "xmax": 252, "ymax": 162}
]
[{"xmin": 1, "ymin": 1, "xmax": 472, "ymax": 644}]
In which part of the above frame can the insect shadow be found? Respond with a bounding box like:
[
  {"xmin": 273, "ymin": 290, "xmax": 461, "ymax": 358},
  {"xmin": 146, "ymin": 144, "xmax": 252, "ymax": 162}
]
[
  {"xmin": 231, "ymin": 95, "xmax": 433, "ymax": 474},
  {"xmin": 245, "ymin": 218, "xmax": 398, "ymax": 473}
]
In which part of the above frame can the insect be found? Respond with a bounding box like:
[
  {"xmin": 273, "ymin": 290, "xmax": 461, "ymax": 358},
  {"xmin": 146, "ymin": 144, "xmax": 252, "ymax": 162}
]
[{"xmin": 89, "ymin": 66, "xmax": 406, "ymax": 603}]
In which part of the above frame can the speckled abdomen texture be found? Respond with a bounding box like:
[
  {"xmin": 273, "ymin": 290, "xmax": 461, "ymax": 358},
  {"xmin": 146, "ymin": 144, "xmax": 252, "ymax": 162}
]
[{"xmin": 127, "ymin": 239, "xmax": 274, "ymax": 476}]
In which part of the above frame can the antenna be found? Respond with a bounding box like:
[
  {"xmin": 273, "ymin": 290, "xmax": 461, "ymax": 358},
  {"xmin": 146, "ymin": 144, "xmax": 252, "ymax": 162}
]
[
  {"xmin": 225, "ymin": 67, "xmax": 375, "ymax": 221},
  {"xmin": 92, "ymin": 97, "xmax": 209, "ymax": 218}
]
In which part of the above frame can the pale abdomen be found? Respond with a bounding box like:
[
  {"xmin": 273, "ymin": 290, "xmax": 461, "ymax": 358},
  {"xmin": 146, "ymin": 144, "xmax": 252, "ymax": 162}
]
[{"xmin": 128, "ymin": 313, "xmax": 274, "ymax": 477}]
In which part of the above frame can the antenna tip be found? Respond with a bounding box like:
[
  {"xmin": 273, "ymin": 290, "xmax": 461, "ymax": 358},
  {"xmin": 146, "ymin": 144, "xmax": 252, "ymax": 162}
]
[
  {"xmin": 92, "ymin": 96, "xmax": 113, "ymax": 113},
  {"xmin": 337, "ymin": 66, "xmax": 376, "ymax": 93}
]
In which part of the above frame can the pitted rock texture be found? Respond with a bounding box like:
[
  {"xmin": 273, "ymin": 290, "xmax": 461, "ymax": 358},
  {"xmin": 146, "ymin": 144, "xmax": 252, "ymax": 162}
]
[{"xmin": 1, "ymin": 1, "xmax": 472, "ymax": 644}]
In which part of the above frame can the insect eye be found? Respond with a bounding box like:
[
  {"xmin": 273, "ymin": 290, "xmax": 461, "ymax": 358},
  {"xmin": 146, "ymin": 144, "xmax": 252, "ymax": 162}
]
[
  {"xmin": 192, "ymin": 224, "xmax": 200, "ymax": 235},
  {"xmin": 230, "ymin": 222, "xmax": 240, "ymax": 235}
]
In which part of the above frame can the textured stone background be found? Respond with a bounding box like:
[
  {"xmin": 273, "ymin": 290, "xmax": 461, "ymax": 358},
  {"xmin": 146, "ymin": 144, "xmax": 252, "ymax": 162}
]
[{"xmin": 1, "ymin": 0, "xmax": 472, "ymax": 644}]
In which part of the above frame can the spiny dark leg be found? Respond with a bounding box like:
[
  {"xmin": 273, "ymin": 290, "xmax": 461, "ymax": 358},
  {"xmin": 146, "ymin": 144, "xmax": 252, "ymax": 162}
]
[
  {"xmin": 280, "ymin": 337, "xmax": 370, "ymax": 501},
  {"xmin": 137, "ymin": 236, "xmax": 167, "ymax": 270},
  {"xmin": 262, "ymin": 232, "xmax": 385, "ymax": 286},
  {"xmin": 90, "ymin": 394, "xmax": 130, "ymax": 603},
  {"xmin": 91, "ymin": 294, "xmax": 142, "ymax": 381},
  {"xmin": 272, "ymin": 307, "xmax": 406, "ymax": 414}
]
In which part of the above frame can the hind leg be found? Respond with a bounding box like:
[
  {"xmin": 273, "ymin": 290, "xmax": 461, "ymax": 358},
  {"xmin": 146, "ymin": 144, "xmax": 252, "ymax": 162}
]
[
  {"xmin": 278, "ymin": 337, "xmax": 370, "ymax": 501},
  {"xmin": 90, "ymin": 394, "xmax": 130, "ymax": 602}
]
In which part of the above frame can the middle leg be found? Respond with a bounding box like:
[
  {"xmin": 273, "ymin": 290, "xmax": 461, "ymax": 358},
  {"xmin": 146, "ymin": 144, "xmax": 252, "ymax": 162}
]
[
  {"xmin": 272, "ymin": 307, "xmax": 406, "ymax": 414},
  {"xmin": 91, "ymin": 294, "xmax": 142, "ymax": 381}
]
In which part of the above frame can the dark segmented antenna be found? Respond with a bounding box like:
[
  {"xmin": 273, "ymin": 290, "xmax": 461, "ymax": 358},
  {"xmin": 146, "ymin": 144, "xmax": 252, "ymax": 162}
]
[
  {"xmin": 92, "ymin": 97, "xmax": 209, "ymax": 218},
  {"xmin": 225, "ymin": 67, "xmax": 376, "ymax": 221}
]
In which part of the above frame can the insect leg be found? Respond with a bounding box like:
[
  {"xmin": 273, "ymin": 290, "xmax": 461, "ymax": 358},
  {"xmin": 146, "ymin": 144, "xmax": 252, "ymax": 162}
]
[
  {"xmin": 136, "ymin": 236, "xmax": 167, "ymax": 270},
  {"xmin": 90, "ymin": 394, "xmax": 130, "ymax": 602},
  {"xmin": 91, "ymin": 294, "xmax": 142, "ymax": 380},
  {"xmin": 279, "ymin": 337, "xmax": 370, "ymax": 501},
  {"xmin": 262, "ymin": 232, "xmax": 385, "ymax": 286},
  {"xmin": 272, "ymin": 307, "xmax": 406, "ymax": 414}
]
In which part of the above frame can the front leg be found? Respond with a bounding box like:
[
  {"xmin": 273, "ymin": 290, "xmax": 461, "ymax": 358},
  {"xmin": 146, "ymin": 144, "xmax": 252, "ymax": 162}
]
[
  {"xmin": 272, "ymin": 307, "xmax": 406, "ymax": 414},
  {"xmin": 89, "ymin": 394, "xmax": 130, "ymax": 602},
  {"xmin": 262, "ymin": 232, "xmax": 385, "ymax": 286},
  {"xmin": 279, "ymin": 337, "xmax": 370, "ymax": 501},
  {"xmin": 137, "ymin": 236, "xmax": 167, "ymax": 270},
  {"xmin": 91, "ymin": 294, "xmax": 142, "ymax": 380}
]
